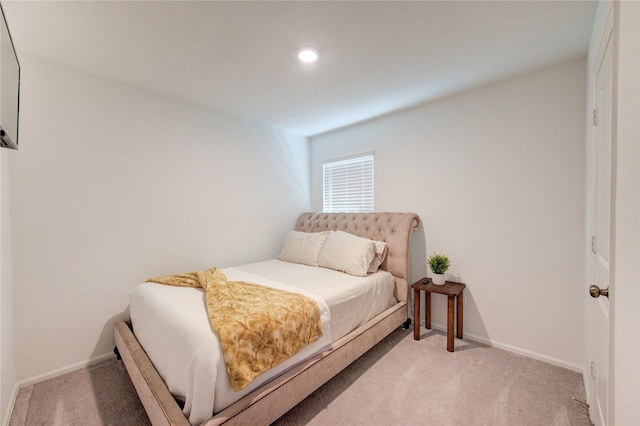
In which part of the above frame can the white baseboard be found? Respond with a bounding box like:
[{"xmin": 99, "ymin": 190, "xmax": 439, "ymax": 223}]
[
  {"xmin": 423, "ymin": 321, "xmax": 584, "ymax": 373},
  {"xmin": 2, "ymin": 351, "xmax": 114, "ymax": 426},
  {"xmin": 16, "ymin": 351, "xmax": 114, "ymax": 388}
]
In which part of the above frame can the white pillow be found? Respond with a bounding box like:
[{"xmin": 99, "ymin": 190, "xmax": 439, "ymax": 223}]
[
  {"xmin": 277, "ymin": 231, "xmax": 329, "ymax": 266},
  {"xmin": 318, "ymin": 231, "xmax": 375, "ymax": 277},
  {"xmin": 368, "ymin": 241, "xmax": 389, "ymax": 273}
]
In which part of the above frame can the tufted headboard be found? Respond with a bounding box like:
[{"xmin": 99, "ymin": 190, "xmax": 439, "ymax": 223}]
[{"xmin": 295, "ymin": 212, "xmax": 420, "ymax": 314}]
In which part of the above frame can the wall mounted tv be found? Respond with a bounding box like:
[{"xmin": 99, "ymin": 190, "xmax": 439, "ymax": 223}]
[{"xmin": 0, "ymin": 2, "xmax": 19, "ymax": 150}]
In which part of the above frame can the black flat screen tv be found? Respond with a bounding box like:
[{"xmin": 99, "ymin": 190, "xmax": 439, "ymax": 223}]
[{"xmin": 0, "ymin": 2, "xmax": 19, "ymax": 150}]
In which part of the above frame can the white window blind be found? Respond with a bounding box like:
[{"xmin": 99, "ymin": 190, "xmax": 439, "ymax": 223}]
[{"xmin": 323, "ymin": 153, "xmax": 374, "ymax": 213}]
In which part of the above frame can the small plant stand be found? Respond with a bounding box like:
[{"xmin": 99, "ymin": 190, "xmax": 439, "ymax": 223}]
[{"xmin": 412, "ymin": 277, "xmax": 466, "ymax": 352}]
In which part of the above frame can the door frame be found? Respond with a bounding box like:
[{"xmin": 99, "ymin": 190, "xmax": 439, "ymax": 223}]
[{"xmin": 609, "ymin": 0, "xmax": 640, "ymax": 424}]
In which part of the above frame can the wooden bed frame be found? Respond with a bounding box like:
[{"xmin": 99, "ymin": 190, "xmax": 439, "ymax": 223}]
[{"xmin": 114, "ymin": 212, "xmax": 420, "ymax": 425}]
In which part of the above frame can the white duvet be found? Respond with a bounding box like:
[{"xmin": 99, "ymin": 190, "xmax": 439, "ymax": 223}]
[{"xmin": 129, "ymin": 259, "xmax": 396, "ymax": 425}]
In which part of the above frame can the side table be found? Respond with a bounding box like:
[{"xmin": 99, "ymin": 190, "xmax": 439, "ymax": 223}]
[{"xmin": 412, "ymin": 277, "xmax": 466, "ymax": 352}]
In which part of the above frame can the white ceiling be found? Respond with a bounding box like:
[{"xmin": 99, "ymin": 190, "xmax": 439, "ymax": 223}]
[{"xmin": 3, "ymin": 1, "xmax": 597, "ymax": 137}]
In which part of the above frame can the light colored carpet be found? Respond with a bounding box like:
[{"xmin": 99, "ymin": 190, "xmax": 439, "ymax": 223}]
[
  {"xmin": 9, "ymin": 358, "xmax": 150, "ymax": 426},
  {"xmin": 275, "ymin": 328, "xmax": 591, "ymax": 425},
  {"xmin": 9, "ymin": 328, "xmax": 591, "ymax": 426}
]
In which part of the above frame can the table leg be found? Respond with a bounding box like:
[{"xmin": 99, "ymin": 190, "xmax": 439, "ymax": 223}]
[
  {"xmin": 413, "ymin": 288, "xmax": 420, "ymax": 340},
  {"xmin": 425, "ymin": 291, "xmax": 431, "ymax": 329},
  {"xmin": 447, "ymin": 295, "xmax": 454, "ymax": 352},
  {"xmin": 457, "ymin": 293, "xmax": 464, "ymax": 339}
]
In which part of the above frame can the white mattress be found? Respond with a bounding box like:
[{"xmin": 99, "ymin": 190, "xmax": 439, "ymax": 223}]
[
  {"xmin": 129, "ymin": 259, "xmax": 396, "ymax": 425},
  {"xmin": 237, "ymin": 260, "xmax": 397, "ymax": 340}
]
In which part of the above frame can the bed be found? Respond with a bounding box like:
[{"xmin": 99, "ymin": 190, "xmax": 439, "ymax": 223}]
[{"xmin": 114, "ymin": 212, "xmax": 420, "ymax": 425}]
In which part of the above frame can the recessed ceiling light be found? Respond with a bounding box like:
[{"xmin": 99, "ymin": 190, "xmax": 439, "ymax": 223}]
[{"xmin": 296, "ymin": 47, "xmax": 319, "ymax": 63}]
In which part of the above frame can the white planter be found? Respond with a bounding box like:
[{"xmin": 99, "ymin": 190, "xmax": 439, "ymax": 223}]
[{"xmin": 432, "ymin": 274, "xmax": 446, "ymax": 285}]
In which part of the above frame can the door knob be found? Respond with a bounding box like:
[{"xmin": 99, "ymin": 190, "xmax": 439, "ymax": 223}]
[{"xmin": 589, "ymin": 285, "xmax": 609, "ymax": 298}]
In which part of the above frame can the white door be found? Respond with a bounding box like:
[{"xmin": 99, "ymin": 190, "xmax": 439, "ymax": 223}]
[{"xmin": 590, "ymin": 25, "xmax": 613, "ymax": 426}]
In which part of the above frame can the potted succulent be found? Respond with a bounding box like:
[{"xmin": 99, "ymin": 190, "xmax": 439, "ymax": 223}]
[{"xmin": 427, "ymin": 253, "xmax": 450, "ymax": 285}]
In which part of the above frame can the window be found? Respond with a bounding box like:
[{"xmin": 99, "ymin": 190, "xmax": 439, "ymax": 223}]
[{"xmin": 323, "ymin": 153, "xmax": 374, "ymax": 213}]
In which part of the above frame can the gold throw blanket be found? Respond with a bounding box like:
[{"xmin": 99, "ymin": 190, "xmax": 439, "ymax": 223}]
[{"xmin": 147, "ymin": 267, "xmax": 323, "ymax": 391}]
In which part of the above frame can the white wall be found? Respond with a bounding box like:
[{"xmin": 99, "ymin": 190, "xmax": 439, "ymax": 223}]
[
  {"xmin": 9, "ymin": 57, "xmax": 310, "ymax": 382},
  {"xmin": 311, "ymin": 60, "xmax": 587, "ymax": 369},
  {"xmin": 0, "ymin": 150, "xmax": 15, "ymax": 424}
]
